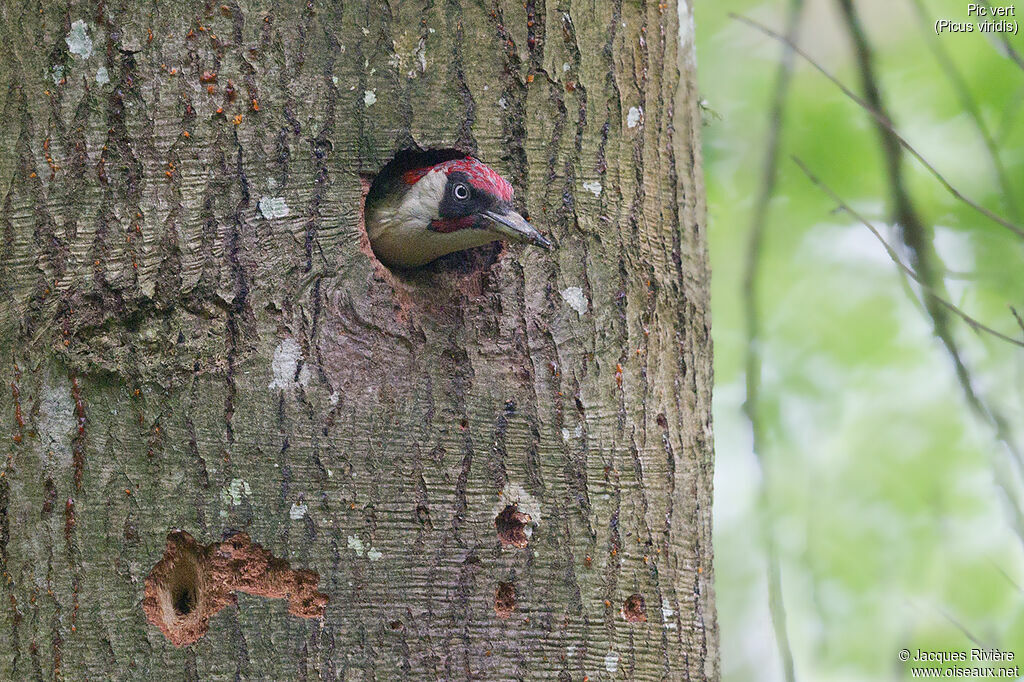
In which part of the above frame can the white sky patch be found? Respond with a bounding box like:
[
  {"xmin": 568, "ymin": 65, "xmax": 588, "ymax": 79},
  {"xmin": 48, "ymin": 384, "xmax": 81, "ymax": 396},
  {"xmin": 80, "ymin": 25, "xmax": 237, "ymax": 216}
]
[
  {"xmin": 258, "ymin": 196, "xmax": 289, "ymax": 219},
  {"xmin": 932, "ymin": 225, "xmax": 974, "ymax": 274},
  {"xmin": 627, "ymin": 106, "xmax": 643, "ymax": 128},
  {"xmin": 363, "ymin": 90, "xmax": 377, "ymax": 107},
  {"xmin": 66, "ymin": 20, "xmax": 94, "ymax": 58},
  {"xmin": 95, "ymin": 66, "xmax": 109, "ymax": 85},
  {"xmin": 711, "ymin": 380, "xmax": 760, "ymax": 528},
  {"xmin": 582, "ymin": 180, "xmax": 602, "ymax": 198},
  {"xmin": 604, "ymin": 651, "xmax": 620, "ymax": 673},
  {"xmin": 797, "ymin": 220, "xmax": 893, "ymax": 269},
  {"xmin": 560, "ymin": 286, "xmax": 588, "ymax": 315},
  {"xmin": 933, "ymin": 226, "xmax": 976, "ymax": 304},
  {"xmin": 222, "ymin": 478, "xmax": 251, "ymax": 506},
  {"xmin": 289, "ymin": 502, "xmax": 308, "ymax": 520},
  {"xmin": 563, "ymin": 62, "xmax": 571, "ymax": 72},
  {"xmin": 269, "ymin": 338, "xmax": 310, "ymax": 390},
  {"xmin": 347, "ymin": 535, "xmax": 365, "ymax": 556}
]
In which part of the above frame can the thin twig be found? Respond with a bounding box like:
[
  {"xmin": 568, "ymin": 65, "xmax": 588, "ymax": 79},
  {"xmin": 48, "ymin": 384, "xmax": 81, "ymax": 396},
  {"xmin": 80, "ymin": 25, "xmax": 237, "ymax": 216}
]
[
  {"xmin": 742, "ymin": 2, "xmax": 804, "ymax": 681},
  {"xmin": 980, "ymin": 0, "xmax": 1024, "ymax": 71},
  {"xmin": 1012, "ymin": 307, "xmax": 1024, "ymax": 336},
  {"xmin": 730, "ymin": 12, "xmax": 1024, "ymax": 240},
  {"xmin": 794, "ymin": 154, "xmax": 1024, "ymax": 545},
  {"xmin": 832, "ymin": 0, "xmax": 1024, "ymax": 494},
  {"xmin": 908, "ymin": 0, "xmax": 1018, "ymax": 219},
  {"xmin": 792, "ymin": 157, "xmax": 1024, "ymax": 348}
]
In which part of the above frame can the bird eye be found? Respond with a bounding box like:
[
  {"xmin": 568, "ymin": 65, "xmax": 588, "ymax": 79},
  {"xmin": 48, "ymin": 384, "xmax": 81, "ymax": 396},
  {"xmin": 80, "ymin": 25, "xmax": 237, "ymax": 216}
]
[{"xmin": 453, "ymin": 183, "xmax": 470, "ymax": 200}]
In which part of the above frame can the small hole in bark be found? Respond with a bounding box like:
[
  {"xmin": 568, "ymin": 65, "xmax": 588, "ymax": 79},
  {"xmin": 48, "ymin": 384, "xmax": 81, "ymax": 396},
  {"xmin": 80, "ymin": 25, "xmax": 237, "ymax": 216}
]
[
  {"xmin": 144, "ymin": 530, "xmax": 328, "ymax": 647},
  {"xmin": 172, "ymin": 585, "xmax": 195, "ymax": 616},
  {"xmin": 495, "ymin": 504, "xmax": 532, "ymax": 548},
  {"xmin": 165, "ymin": 544, "xmax": 202, "ymax": 621},
  {"xmin": 656, "ymin": 413, "xmax": 668, "ymax": 429},
  {"xmin": 622, "ymin": 593, "xmax": 647, "ymax": 622},
  {"xmin": 494, "ymin": 581, "xmax": 515, "ymax": 619}
]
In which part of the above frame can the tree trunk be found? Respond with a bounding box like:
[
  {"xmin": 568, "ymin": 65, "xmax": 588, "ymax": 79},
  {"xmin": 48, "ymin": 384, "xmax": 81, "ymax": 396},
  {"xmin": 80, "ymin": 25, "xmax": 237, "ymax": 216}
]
[{"xmin": 0, "ymin": 0, "xmax": 715, "ymax": 679}]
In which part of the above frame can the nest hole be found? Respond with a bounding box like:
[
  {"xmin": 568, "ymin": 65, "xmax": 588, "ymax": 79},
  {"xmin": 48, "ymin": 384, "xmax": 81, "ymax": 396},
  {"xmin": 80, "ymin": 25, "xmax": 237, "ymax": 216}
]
[{"xmin": 495, "ymin": 504, "xmax": 532, "ymax": 548}]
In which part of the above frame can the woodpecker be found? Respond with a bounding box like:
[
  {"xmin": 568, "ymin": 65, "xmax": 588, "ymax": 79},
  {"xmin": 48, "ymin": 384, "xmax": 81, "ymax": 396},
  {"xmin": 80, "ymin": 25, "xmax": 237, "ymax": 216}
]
[{"xmin": 365, "ymin": 156, "xmax": 553, "ymax": 268}]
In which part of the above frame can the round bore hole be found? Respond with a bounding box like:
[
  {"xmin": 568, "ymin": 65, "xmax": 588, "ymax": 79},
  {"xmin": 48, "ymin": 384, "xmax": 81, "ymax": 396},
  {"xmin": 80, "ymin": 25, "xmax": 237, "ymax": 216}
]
[
  {"xmin": 165, "ymin": 544, "xmax": 202, "ymax": 620},
  {"xmin": 622, "ymin": 593, "xmax": 647, "ymax": 623},
  {"xmin": 494, "ymin": 582, "xmax": 515, "ymax": 620},
  {"xmin": 495, "ymin": 504, "xmax": 532, "ymax": 548}
]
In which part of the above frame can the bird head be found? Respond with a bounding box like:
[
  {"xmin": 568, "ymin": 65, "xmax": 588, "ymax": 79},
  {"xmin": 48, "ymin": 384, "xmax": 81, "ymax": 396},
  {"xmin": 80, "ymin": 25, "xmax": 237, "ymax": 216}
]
[{"xmin": 365, "ymin": 156, "xmax": 553, "ymax": 268}]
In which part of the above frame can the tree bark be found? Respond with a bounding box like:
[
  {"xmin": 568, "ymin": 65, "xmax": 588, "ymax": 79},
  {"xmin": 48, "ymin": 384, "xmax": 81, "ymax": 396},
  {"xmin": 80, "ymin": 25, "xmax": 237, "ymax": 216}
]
[{"xmin": 0, "ymin": 0, "xmax": 715, "ymax": 679}]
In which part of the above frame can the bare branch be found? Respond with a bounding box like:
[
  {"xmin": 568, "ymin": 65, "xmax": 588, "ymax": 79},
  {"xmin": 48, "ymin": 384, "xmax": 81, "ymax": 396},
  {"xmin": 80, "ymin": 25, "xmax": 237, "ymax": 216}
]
[
  {"xmin": 908, "ymin": 0, "xmax": 1018, "ymax": 219},
  {"xmin": 742, "ymin": 3, "xmax": 804, "ymax": 681},
  {"xmin": 730, "ymin": 12, "xmax": 1024, "ymax": 240},
  {"xmin": 795, "ymin": 155, "xmax": 1024, "ymax": 544},
  {"xmin": 792, "ymin": 158, "xmax": 1024, "ymax": 348},
  {"xmin": 980, "ymin": 0, "xmax": 1024, "ymax": 71}
]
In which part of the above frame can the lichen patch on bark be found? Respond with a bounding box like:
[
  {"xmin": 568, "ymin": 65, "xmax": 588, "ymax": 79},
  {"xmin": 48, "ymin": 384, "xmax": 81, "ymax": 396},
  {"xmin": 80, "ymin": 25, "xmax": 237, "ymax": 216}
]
[{"xmin": 143, "ymin": 530, "xmax": 327, "ymax": 647}]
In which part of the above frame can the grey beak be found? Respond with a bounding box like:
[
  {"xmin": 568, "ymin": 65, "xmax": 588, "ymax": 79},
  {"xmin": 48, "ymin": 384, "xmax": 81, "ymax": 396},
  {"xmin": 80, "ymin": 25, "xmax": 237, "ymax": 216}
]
[{"xmin": 483, "ymin": 209, "xmax": 553, "ymax": 250}]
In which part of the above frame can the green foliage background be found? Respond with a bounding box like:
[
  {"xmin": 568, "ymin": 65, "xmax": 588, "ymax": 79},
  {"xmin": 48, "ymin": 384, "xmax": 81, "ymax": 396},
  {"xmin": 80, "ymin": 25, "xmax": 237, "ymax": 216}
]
[{"xmin": 697, "ymin": 1, "xmax": 1024, "ymax": 679}]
